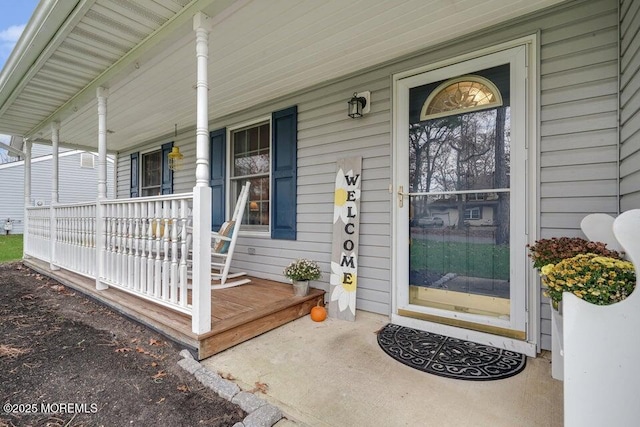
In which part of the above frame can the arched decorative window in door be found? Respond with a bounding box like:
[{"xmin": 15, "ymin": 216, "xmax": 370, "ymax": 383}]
[{"xmin": 420, "ymin": 75, "xmax": 503, "ymax": 121}]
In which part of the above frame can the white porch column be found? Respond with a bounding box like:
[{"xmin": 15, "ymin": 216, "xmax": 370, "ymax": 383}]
[
  {"xmin": 96, "ymin": 87, "xmax": 109, "ymax": 290},
  {"xmin": 97, "ymin": 87, "xmax": 109, "ymax": 200},
  {"xmin": 50, "ymin": 122, "xmax": 60, "ymax": 270},
  {"xmin": 192, "ymin": 12, "xmax": 212, "ymax": 334},
  {"xmin": 23, "ymin": 139, "xmax": 31, "ymax": 258}
]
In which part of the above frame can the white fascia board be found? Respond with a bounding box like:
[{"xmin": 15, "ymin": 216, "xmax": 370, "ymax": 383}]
[
  {"xmin": 29, "ymin": 138, "xmax": 117, "ymax": 155},
  {"xmin": 0, "ymin": 0, "xmax": 85, "ymax": 115},
  {"xmin": 0, "ymin": 141, "xmax": 24, "ymax": 157},
  {"xmin": 0, "ymin": 150, "xmax": 114, "ymax": 170},
  {"xmin": 0, "ymin": 149, "xmax": 108, "ymax": 170}
]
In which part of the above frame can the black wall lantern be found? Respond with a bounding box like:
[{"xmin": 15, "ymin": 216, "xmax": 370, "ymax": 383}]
[{"xmin": 347, "ymin": 91, "xmax": 371, "ymax": 118}]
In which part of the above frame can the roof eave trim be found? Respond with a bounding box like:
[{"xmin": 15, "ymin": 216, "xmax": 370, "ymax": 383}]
[{"xmin": 0, "ymin": 0, "xmax": 83, "ymax": 113}]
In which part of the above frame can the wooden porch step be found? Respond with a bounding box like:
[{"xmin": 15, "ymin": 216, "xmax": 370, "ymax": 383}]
[
  {"xmin": 197, "ymin": 277, "xmax": 324, "ymax": 359},
  {"xmin": 23, "ymin": 258, "xmax": 325, "ymax": 360}
]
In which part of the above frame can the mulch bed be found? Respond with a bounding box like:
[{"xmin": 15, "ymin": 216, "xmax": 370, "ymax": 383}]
[{"xmin": 0, "ymin": 262, "xmax": 246, "ymax": 427}]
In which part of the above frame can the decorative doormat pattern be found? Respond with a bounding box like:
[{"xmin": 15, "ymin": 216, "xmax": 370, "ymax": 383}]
[{"xmin": 377, "ymin": 324, "xmax": 526, "ymax": 381}]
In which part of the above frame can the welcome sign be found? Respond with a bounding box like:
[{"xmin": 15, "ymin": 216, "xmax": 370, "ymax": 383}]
[{"xmin": 329, "ymin": 157, "xmax": 362, "ymax": 321}]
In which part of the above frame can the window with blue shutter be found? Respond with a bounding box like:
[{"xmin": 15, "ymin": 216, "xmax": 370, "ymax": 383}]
[
  {"xmin": 211, "ymin": 106, "xmax": 297, "ymax": 238},
  {"xmin": 210, "ymin": 128, "xmax": 226, "ymax": 230},
  {"xmin": 161, "ymin": 142, "xmax": 173, "ymax": 195},
  {"xmin": 130, "ymin": 144, "xmax": 173, "ymax": 198},
  {"xmin": 130, "ymin": 152, "xmax": 139, "ymax": 197},
  {"xmin": 271, "ymin": 106, "xmax": 297, "ymax": 240}
]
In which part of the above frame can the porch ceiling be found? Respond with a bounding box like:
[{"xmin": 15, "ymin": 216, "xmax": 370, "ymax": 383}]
[{"xmin": 0, "ymin": 0, "xmax": 567, "ymax": 151}]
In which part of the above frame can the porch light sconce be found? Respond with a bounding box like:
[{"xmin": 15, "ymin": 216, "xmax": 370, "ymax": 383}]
[
  {"xmin": 168, "ymin": 124, "xmax": 184, "ymax": 171},
  {"xmin": 168, "ymin": 146, "xmax": 183, "ymax": 171},
  {"xmin": 347, "ymin": 91, "xmax": 370, "ymax": 118}
]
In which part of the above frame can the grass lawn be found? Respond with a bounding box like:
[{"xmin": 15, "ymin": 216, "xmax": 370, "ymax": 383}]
[
  {"xmin": 411, "ymin": 238, "xmax": 509, "ymax": 280},
  {"xmin": 0, "ymin": 234, "xmax": 23, "ymax": 263}
]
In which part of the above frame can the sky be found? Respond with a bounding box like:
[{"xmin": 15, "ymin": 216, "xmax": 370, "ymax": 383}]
[
  {"xmin": 0, "ymin": 0, "xmax": 40, "ymax": 71},
  {"xmin": 0, "ymin": 1, "xmax": 39, "ymax": 158}
]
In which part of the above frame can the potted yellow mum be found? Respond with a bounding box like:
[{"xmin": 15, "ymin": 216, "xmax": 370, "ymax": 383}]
[{"xmin": 540, "ymin": 253, "xmax": 636, "ymax": 310}]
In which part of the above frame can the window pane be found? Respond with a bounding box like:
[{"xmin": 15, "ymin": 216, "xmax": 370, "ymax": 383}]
[
  {"xmin": 234, "ymin": 130, "xmax": 246, "ymax": 155},
  {"xmin": 410, "ymin": 192, "xmax": 510, "ymax": 306},
  {"xmin": 231, "ymin": 122, "xmax": 271, "ymax": 232},
  {"xmin": 231, "ymin": 177, "xmax": 270, "ymax": 231},
  {"xmin": 259, "ymin": 123, "xmax": 269, "ymax": 149},
  {"xmin": 244, "ymin": 176, "xmax": 269, "ymax": 227},
  {"xmin": 141, "ymin": 150, "xmax": 161, "ymax": 196},
  {"xmin": 234, "ymin": 153, "xmax": 269, "ymax": 177},
  {"xmin": 249, "ymin": 126, "xmax": 259, "ymax": 152},
  {"xmin": 232, "ymin": 123, "xmax": 270, "ymax": 178}
]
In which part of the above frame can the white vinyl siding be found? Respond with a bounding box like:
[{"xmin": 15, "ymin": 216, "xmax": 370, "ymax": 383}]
[
  {"xmin": 620, "ymin": 0, "xmax": 640, "ymax": 210},
  {"xmin": 115, "ymin": 0, "xmax": 619, "ymax": 350},
  {"xmin": 0, "ymin": 151, "xmax": 114, "ymax": 234},
  {"xmin": 116, "ymin": 131, "xmax": 196, "ymax": 198},
  {"xmin": 539, "ymin": 0, "xmax": 619, "ymax": 240}
]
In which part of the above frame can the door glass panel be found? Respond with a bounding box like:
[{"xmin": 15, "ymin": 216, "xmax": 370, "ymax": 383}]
[
  {"xmin": 408, "ymin": 65, "xmax": 511, "ymax": 320},
  {"xmin": 409, "ymin": 193, "xmax": 510, "ymax": 318}
]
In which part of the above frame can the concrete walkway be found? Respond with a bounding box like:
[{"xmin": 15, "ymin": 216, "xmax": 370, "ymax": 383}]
[{"xmin": 202, "ymin": 311, "xmax": 563, "ymax": 427}]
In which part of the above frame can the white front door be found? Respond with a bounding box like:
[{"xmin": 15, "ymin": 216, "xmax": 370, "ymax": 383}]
[{"xmin": 393, "ymin": 44, "xmax": 535, "ymax": 354}]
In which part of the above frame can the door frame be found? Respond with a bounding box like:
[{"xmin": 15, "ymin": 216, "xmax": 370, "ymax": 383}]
[{"xmin": 390, "ymin": 35, "xmax": 539, "ymax": 356}]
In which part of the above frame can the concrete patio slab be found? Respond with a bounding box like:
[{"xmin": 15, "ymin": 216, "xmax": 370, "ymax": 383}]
[{"xmin": 201, "ymin": 311, "xmax": 562, "ymax": 426}]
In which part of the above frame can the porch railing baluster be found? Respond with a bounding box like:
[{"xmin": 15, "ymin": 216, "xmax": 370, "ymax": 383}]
[
  {"xmin": 179, "ymin": 199, "xmax": 188, "ymax": 308},
  {"xmin": 117, "ymin": 204, "xmax": 125, "ymax": 286},
  {"xmin": 170, "ymin": 200, "xmax": 178, "ymax": 304},
  {"xmin": 146, "ymin": 202, "xmax": 155, "ymax": 296},
  {"xmin": 127, "ymin": 204, "xmax": 134, "ymax": 290},
  {"xmin": 162, "ymin": 203, "xmax": 170, "ymax": 300},
  {"xmin": 133, "ymin": 202, "xmax": 141, "ymax": 293},
  {"xmin": 80, "ymin": 208, "xmax": 86, "ymax": 273},
  {"xmin": 26, "ymin": 194, "xmax": 194, "ymax": 316},
  {"xmin": 154, "ymin": 201, "xmax": 162, "ymax": 298}
]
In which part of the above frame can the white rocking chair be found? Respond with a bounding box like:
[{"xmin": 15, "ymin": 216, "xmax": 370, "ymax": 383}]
[{"xmin": 187, "ymin": 182, "xmax": 251, "ymax": 289}]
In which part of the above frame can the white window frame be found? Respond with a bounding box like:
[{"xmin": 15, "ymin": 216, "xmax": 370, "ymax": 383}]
[
  {"xmin": 140, "ymin": 148, "xmax": 162, "ymax": 197},
  {"xmin": 464, "ymin": 207, "xmax": 482, "ymax": 220},
  {"xmin": 226, "ymin": 115, "xmax": 272, "ymax": 237}
]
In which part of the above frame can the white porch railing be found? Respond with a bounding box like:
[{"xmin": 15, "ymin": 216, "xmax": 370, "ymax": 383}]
[
  {"xmin": 53, "ymin": 202, "xmax": 97, "ymax": 277},
  {"xmin": 25, "ymin": 206, "xmax": 51, "ymax": 262},
  {"xmin": 99, "ymin": 194, "xmax": 192, "ymax": 314},
  {"xmin": 24, "ymin": 193, "xmax": 194, "ymax": 317}
]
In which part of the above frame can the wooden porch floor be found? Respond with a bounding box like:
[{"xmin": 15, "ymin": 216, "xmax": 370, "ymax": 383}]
[{"xmin": 24, "ymin": 258, "xmax": 324, "ymax": 360}]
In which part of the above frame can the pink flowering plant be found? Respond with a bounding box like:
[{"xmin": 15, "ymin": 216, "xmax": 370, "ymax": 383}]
[
  {"xmin": 540, "ymin": 254, "xmax": 636, "ymax": 306},
  {"xmin": 284, "ymin": 259, "xmax": 321, "ymax": 282}
]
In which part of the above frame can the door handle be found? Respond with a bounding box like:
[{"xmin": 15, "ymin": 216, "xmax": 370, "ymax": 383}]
[{"xmin": 398, "ymin": 186, "xmax": 404, "ymax": 208}]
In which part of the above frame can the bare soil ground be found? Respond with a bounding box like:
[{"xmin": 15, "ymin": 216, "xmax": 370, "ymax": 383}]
[{"xmin": 0, "ymin": 262, "xmax": 246, "ymax": 427}]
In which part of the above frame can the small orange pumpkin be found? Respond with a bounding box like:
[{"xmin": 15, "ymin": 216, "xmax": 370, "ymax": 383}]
[{"xmin": 310, "ymin": 302, "xmax": 327, "ymax": 322}]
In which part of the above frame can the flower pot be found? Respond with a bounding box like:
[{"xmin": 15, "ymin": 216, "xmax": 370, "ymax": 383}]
[
  {"xmin": 551, "ymin": 305, "xmax": 564, "ymax": 381},
  {"xmin": 292, "ymin": 280, "xmax": 309, "ymax": 297}
]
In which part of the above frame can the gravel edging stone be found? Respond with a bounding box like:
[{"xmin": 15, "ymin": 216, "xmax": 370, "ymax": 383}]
[{"xmin": 178, "ymin": 350, "xmax": 283, "ymax": 427}]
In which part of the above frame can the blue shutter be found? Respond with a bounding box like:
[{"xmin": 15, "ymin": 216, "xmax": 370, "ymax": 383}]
[
  {"xmin": 161, "ymin": 142, "xmax": 173, "ymax": 194},
  {"xmin": 271, "ymin": 106, "xmax": 297, "ymax": 240},
  {"xmin": 130, "ymin": 152, "xmax": 139, "ymax": 198},
  {"xmin": 210, "ymin": 128, "xmax": 226, "ymax": 230}
]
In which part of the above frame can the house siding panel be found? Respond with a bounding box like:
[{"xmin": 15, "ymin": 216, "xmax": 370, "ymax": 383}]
[
  {"xmin": 0, "ymin": 151, "xmax": 114, "ymax": 234},
  {"xmin": 621, "ymin": 0, "xmax": 640, "ymax": 212},
  {"xmin": 537, "ymin": 6, "xmax": 619, "ymax": 354},
  {"xmin": 113, "ymin": 0, "xmax": 618, "ymax": 351}
]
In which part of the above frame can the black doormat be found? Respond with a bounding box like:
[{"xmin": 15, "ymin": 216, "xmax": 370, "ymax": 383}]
[{"xmin": 377, "ymin": 324, "xmax": 526, "ymax": 381}]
